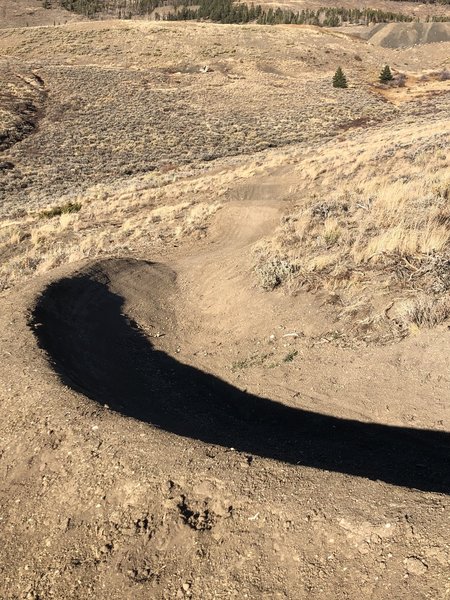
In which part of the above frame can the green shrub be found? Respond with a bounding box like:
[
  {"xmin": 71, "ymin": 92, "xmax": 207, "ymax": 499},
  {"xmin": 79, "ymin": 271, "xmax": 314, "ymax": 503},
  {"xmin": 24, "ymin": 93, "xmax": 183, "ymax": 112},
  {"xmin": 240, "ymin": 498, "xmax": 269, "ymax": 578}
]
[
  {"xmin": 40, "ymin": 201, "xmax": 82, "ymax": 219},
  {"xmin": 379, "ymin": 65, "xmax": 393, "ymax": 83},
  {"xmin": 333, "ymin": 67, "xmax": 348, "ymax": 89}
]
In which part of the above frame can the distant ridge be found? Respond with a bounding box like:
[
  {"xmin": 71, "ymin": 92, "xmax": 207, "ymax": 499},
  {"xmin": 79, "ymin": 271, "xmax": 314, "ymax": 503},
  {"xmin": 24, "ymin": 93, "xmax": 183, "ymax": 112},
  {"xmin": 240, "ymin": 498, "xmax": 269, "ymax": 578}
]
[{"xmin": 367, "ymin": 22, "xmax": 450, "ymax": 48}]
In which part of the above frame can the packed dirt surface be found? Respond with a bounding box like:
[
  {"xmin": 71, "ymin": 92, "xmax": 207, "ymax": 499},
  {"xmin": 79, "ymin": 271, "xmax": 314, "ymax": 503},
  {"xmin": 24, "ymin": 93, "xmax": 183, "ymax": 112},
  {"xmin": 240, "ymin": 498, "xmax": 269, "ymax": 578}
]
[
  {"xmin": 366, "ymin": 22, "xmax": 450, "ymax": 48},
  {"xmin": 2, "ymin": 229, "xmax": 450, "ymax": 599},
  {"xmin": 0, "ymin": 15, "xmax": 450, "ymax": 600},
  {"xmin": 30, "ymin": 256, "xmax": 450, "ymax": 492}
]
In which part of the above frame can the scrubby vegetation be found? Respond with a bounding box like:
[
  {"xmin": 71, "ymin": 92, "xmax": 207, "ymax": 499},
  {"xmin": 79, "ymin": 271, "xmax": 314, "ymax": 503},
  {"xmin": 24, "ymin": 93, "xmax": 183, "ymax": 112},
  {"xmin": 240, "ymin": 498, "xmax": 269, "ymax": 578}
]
[
  {"xmin": 0, "ymin": 23, "xmax": 396, "ymax": 216},
  {"xmin": 166, "ymin": 2, "xmax": 417, "ymax": 26},
  {"xmin": 47, "ymin": 0, "xmax": 439, "ymax": 24},
  {"xmin": 255, "ymin": 119, "xmax": 450, "ymax": 342},
  {"xmin": 333, "ymin": 67, "xmax": 348, "ymax": 88}
]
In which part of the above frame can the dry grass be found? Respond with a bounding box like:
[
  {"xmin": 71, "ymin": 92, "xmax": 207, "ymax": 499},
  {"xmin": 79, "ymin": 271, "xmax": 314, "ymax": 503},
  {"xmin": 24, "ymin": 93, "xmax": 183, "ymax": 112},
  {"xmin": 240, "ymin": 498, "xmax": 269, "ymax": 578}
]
[
  {"xmin": 0, "ymin": 20, "xmax": 416, "ymax": 216},
  {"xmin": 255, "ymin": 113, "xmax": 450, "ymax": 341},
  {"xmin": 1, "ymin": 20, "xmax": 449, "ymax": 345},
  {"xmin": 0, "ymin": 165, "xmax": 232, "ymax": 290},
  {"xmin": 398, "ymin": 294, "xmax": 450, "ymax": 328}
]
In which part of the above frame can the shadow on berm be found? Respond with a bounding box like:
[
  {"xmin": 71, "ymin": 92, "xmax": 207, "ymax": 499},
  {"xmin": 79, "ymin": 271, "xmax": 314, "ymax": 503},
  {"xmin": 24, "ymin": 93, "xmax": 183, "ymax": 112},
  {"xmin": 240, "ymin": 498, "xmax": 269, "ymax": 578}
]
[{"xmin": 31, "ymin": 261, "xmax": 450, "ymax": 494}]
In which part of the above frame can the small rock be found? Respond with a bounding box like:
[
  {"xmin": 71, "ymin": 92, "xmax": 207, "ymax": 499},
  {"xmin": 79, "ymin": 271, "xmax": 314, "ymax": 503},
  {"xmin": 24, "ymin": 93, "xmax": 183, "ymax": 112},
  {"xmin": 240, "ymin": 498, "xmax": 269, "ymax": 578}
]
[{"xmin": 405, "ymin": 556, "xmax": 428, "ymax": 575}]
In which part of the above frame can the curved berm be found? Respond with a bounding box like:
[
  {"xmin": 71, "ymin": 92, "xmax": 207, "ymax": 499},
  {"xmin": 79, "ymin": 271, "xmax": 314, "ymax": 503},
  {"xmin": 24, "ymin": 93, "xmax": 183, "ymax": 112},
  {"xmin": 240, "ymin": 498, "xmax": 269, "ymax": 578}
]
[{"xmin": 30, "ymin": 258, "xmax": 450, "ymax": 494}]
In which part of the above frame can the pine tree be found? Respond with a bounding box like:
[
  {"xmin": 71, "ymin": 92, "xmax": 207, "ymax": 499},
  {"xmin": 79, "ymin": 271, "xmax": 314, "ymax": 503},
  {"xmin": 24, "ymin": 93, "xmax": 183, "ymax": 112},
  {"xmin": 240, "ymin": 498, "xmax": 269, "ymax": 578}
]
[
  {"xmin": 379, "ymin": 64, "xmax": 393, "ymax": 83},
  {"xmin": 332, "ymin": 66, "xmax": 348, "ymax": 88}
]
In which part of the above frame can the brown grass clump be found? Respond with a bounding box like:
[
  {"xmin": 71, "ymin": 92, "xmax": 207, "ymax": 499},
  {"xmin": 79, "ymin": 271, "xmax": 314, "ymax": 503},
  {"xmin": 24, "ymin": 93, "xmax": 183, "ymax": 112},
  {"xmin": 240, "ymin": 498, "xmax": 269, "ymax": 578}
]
[
  {"xmin": 399, "ymin": 294, "xmax": 450, "ymax": 328},
  {"xmin": 255, "ymin": 116, "xmax": 450, "ymax": 341},
  {"xmin": 254, "ymin": 254, "xmax": 298, "ymax": 290},
  {"xmin": 39, "ymin": 201, "xmax": 82, "ymax": 219},
  {"xmin": 0, "ymin": 168, "xmax": 226, "ymax": 291}
]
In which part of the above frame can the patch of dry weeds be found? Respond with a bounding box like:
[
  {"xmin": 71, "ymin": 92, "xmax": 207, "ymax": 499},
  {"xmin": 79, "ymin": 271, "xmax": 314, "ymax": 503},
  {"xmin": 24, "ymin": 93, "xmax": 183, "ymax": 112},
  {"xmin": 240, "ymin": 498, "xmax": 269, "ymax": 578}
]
[{"xmin": 255, "ymin": 115, "xmax": 450, "ymax": 342}]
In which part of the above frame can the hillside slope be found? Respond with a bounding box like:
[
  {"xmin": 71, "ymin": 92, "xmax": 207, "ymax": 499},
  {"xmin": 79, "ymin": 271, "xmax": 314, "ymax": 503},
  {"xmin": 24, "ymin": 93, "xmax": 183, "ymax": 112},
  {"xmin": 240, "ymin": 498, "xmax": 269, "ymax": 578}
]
[
  {"xmin": 367, "ymin": 22, "xmax": 450, "ymax": 47},
  {"xmin": 0, "ymin": 0, "xmax": 81, "ymax": 28},
  {"xmin": 0, "ymin": 19, "xmax": 449, "ymax": 600}
]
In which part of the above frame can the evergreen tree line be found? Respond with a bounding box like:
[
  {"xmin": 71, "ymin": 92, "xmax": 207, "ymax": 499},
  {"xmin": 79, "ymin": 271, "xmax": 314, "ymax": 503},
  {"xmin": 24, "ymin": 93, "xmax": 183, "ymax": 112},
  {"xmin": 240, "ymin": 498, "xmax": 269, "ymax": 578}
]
[
  {"xmin": 51, "ymin": 0, "xmax": 450, "ymax": 20},
  {"xmin": 55, "ymin": 0, "xmax": 195, "ymax": 18},
  {"xmin": 165, "ymin": 2, "xmax": 421, "ymax": 25}
]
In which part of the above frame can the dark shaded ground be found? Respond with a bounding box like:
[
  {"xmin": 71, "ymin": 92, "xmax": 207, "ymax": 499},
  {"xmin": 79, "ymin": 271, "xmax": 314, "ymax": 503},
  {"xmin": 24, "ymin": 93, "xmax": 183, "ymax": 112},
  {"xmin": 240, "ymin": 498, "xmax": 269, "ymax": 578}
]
[{"xmin": 31, "ymin": 259, "xmax": 450, "ymax": 494}]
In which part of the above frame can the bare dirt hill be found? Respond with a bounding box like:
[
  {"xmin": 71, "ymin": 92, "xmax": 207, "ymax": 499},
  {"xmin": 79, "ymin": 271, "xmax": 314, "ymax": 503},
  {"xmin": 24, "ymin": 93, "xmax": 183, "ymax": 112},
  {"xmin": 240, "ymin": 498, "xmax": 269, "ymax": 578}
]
[{"xmin": 367, "ymin": 22, "xmax": 450, "ymax": 48}]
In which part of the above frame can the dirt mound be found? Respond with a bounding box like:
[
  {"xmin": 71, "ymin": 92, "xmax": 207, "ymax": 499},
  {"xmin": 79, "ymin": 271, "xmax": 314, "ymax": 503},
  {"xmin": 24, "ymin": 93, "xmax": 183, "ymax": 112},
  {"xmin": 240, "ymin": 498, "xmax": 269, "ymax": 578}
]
[
  {"xmin": 367, "ymin": 22, "xmax": 450, "ymax": 48},
  {"xmin": 30, "ymin": 257, "xmax": 450, "ymax": 494}
]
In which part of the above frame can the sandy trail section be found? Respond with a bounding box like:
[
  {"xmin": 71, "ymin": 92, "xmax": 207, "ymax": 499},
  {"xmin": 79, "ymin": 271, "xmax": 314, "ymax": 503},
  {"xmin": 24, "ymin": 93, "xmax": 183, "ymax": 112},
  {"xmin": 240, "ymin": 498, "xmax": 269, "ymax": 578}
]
[
  {"xmin": 176, "ymin": 174, "xmax": 286, "ymax": 336},
  {"xmin": 28, "ymin": 163, "xmax": 450, "ymax": 495},
  {"xmin": 1, "ymin": 175, "xmax": 450, "ymax": 598}
]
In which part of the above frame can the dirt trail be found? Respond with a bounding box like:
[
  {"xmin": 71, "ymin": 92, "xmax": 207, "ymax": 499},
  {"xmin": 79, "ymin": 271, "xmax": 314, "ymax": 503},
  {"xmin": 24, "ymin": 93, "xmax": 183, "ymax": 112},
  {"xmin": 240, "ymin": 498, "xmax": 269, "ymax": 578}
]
[
  {"xmin": 1, "ymin": 14, "xmax": 450, "ymax": 598},
  {"xmin": 175, "ymin": 169, "xmax": 298, "ymax": 337},
  {"xmin": 1, "ymin": 160, "xmax": 450, "ymax": 600},
  {"xmin": 19, "ymin": 166, "xmax": 450, "ymax": 491},
  {"xmin": 28, "ymin": 256, "xmax": 450, "ymax": 494}
]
